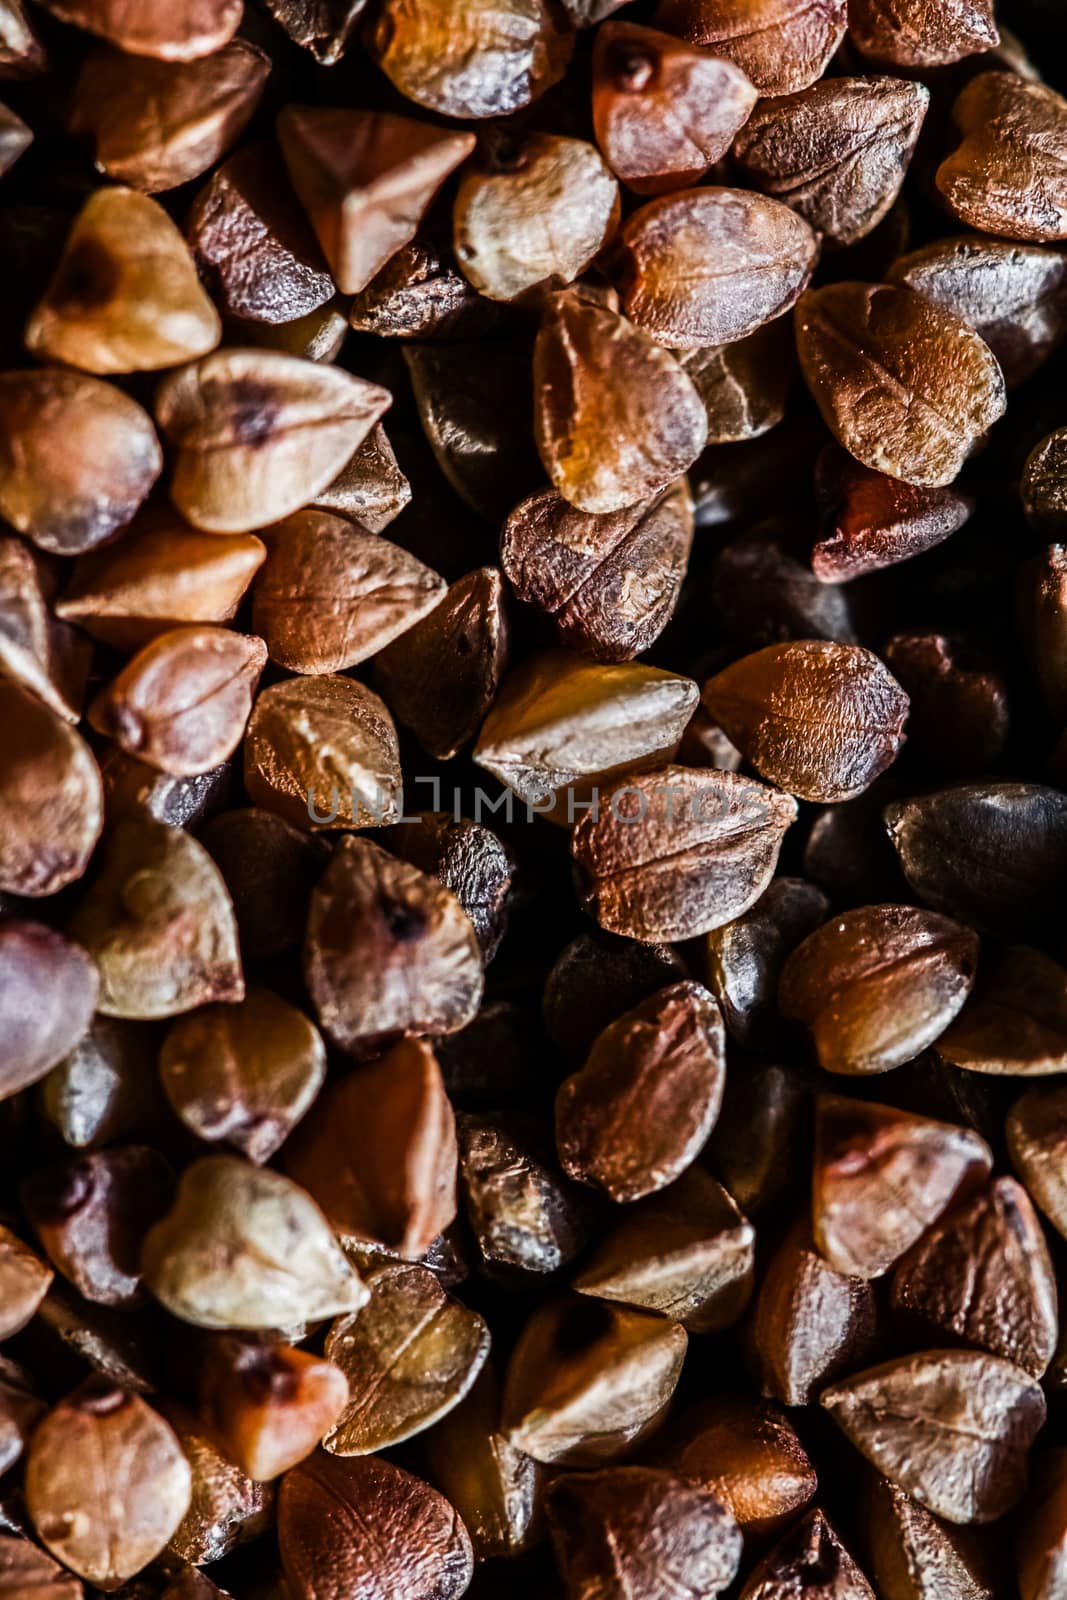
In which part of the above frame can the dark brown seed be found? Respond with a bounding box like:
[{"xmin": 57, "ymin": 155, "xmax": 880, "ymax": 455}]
[
  {"xmin": 1022, "ymin": 430, "xmax": 1067, "ymax": 535},
  {"xmin": 938, "ymin": 946, "xmax": 1067, "ymax": 1076},
  {"xmin": 187, "ymin": 144, "xmax": 335, "ymax": 327},
  {"xmin": 936, "ymin": 74, "xmax": 1067, "ymax": 244},
  {"xmin": 572, "ymin": 765, "xmax": 798, "ymax": 942},
  {"xmin": 574, "ymin": 1167, "xmax": 754, "ymax": 1333},
  {"xmin": 1008, "ymin": 1083, "xmax": 1067, "ymax": 1242},
  {"xmin": 166, "ymin": 1405, "xmax": 274, "ymax": 1565},
  {"xmin": 884, "ymin": 783, "xmax": 1067, "ymax": 937},
  {"xmin": 0, "ymin": 369, "xmax": 161, "ymax": 556},
  {"xmin": 710, "ymin": 1061, "xmax": 813, "ymax": 1221},
  {"xmin": 703, "ymin": 640, "xmax": 909, "ymax": 803},
  {"xmin": 814, "ymin": 1094, "xmax": 992, "ymax": 1278},
  {"xmin": 1018, "ymin": 546, "xmax": 1067, "ymax": 717},
  {"xmin": 617, "ymin": 188, "xmax": 819, "ymax": 349},
  {"xmin": 0, "ymin": 680, "xmax": 103, "ymax": 897},
  {"xmin": 888, "ymin": 236, "xmax": 1067, "ymax": 389},
  {"xmin": 739, "ymin": 1507, "xmax": 875, "ymax": 1600},
  {"xmin": 304, "ymin": 836, "xmax": 484, "ymax": 1052},
  {"xmin": 244, "ymin": 675, "xmax": 402, "ymax": 832},
  {"xmin": 706, "ymin": 876, "xmax": 830, "ymax": 1049},
  {"xmin": 812, "ymin": 445, "xmax": 974, "ymax": 582},
  {"xmin": 0, "ymin": 921, "xmax": 98, "ymax": 1101},
  {"xmin": 277, "ymin": 107, "xmax": 475, "ymax": 296},
  {"xmin": 0, "ymin": 1533, "xmax": 80, "ymax": 1599},
  {"xmin": 822, "ymin": 1351, "xmax": 1046, "ymax": 1524},
  {"xmin": 458, "ymin": 1112, "xmax": 590, "ymax": 1276},
  {"xmin": 882, "ymin": 633, "xmax": 1008, "ymax": 777},
  {"xmin": 1018, "ymin": 1449, "xmax": 1067, "ymax": 1600},
  {"xmin": 0, "ymin": 534, "xmax": 91, "ymax": 723},
  {"xmin": 711, "ymin": 525, "xmax": 857, "ymax": 647},
  {"xmin": 752, "ymin": 1219, "xmax": 879, "ymax": 1407},
  {"xmin": 279, "ymin": 1453, "xmax": 473, "ymax": 1600},
  {"xmin": 547, "ymin": 1466, "xmax": 742, "ymax": 1600},
  {"xmin": 365, "ymin": 0, "xmax": 572, "ymax": 120},
  {"xmin": 164, "ymin": 1567, "xmax": 233, "ymax": 1599},
  {"xmin": 251, "ymin": 511, "xmax": 444, "ymax": 673},
  {"xmin": 348, "ymin": 226, "xmax": 499, "ymax": 341},
  {"xmin": 867, "ymin": 1473, "xmax": 1003, "ymax": 1600},
  {"xmin": 26, "ymin": 1385, "xmax": 192, "ymax": 1589},
  {"xmin": 848, "ymin": 0, "xmax": 996, "ymax": 64},
  {"xmin": 201, "ymin": 807, "xmax": 326, "ymax": 961},
  {"xmin": 556, "ymin": 982, "xmax": 725, "ymax": 1202},
  {"xmin": 780, "ymin": 905, "xmax": 979, "ymax": 1075},
  {"xmin": 592, "ymin": 21, "xmax": 756, "ymax": 195},
  {"xmin": 311, "ymin": 425, "xmax": 411, "ymax": 533},
  {"xmin": 795, "ymin": 283, "xmax": 1006, "ymax": 488},
  {"xmin": 68, "ymin": 819, "xmax": 243, "ymax": 1019},
  {"xmin": 262, "ymin": 0, "xmax": 367, "ymax": 63},
  {"xmin": 679, "ymin": 322, "xmax": 795, "ymax": 446},
  {"xmin": 654, "ymin": 0, "xmax": 847, "ymax": 95},
  {"xmin": 891, "ymin": 1177, "xmax": 1057, "ymax": 1378},
  {"xmin": 284, "ymin": 1038, "xmax": 458, "ymax": 1255},
  {"xmin": 69, "ymin": 41, "xmax": 271, "ymax": 193},
  {"xmin": 38, "ymin": 0, "xmax": 241, "ymax": 58},
  {"xmin": 160, "ymin": 991, "xmax": 326, "ymax": 1164},
  {"xmin": 200, "ymin": 1339, "xmax": 349, "ymax": 1481},
  {"xmin": 388, "ymin": 814, "xmax": 515, "ymax": 963},
  {"xmin": 41, "ymin": 1015, "xmax": 162, "ymax": 1152},
  {"xmin": 734, "ymin": 78, "xmax": 928, "ymax": 246},
  {"xmin": 502, "ymin": 1297, "xmax": 687, "ymax": 1466},
  {"xmin": 99, "ymin": 747, "xmax": 232, "ymax": 831},
  {"xmin": 544, "ymin": 933, "xmax": 688, "ymax": 1064},
  {"xmin": 142, "ymin": 1156, "xmax": 366, "ymax": 1330},
  {"xmin": 0, "ymin": 1224, "xmax": 52, "ymax": 1339},
  {"xmin": 670, "ymin": 1397, "xmax": 817, "ymax": 1536},
  {"xmin": 677, "ymin": 708, "xmax": 743, "ymax": 771},
  {"xmin": 422, "ymin": 1368, "xmax": 543, "ymax": 1561}
]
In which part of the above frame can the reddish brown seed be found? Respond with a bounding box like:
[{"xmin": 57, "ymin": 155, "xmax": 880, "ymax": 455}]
[
  {"xmin": 936, "ymin": 73, "xmax": 1067, "ymax": 244},
  {"xmin": 617, "ymin": 188, "xmax": 819, "ymax": 349},
  {"xmin": 0, "ymin": 1224, "xmax": 53, "ymax": 1340},
  {"xmin": 671, "ymin": 1397, "xmax": 817, "ymax": 1536},
  {"xmin": 654, "ymin": 0, "xmax": 847, "ymax": 95},
  {"xmin": 278, "ymin": 106, "xmax": 475, "ymax": 296},
  {"xmin": 200, "ymin": 1339, "xmax": 349, "ymax": 1481},
  {"xmin": 38, "ymin": 0, "xmax": 242, "ymax": 59},
  {"xmin": 795, "ymin": 283, "xmax": 1006, "ymax": 488},
  {"xmin": 555, "ymin": 982, "xmax": 726, "ymax": 1202},
  {"xmin": 0, "ymin": 533, "xmax": 91, "ymax": 723},
  {"xmin": 740, "ymin": 1507, "xmax": 875, "ymax": 1600},
  {"xmin": 848, "ymin": 0, "xmax": 996, "ymax": 64},
  {"xmin": 0, "ymin": 1533, "xmax": 81, "ymax": 1599},
  {"xmin": 279, "ymin": 1453, "xmax": 473, "ymax": 1600},
  {"xmin": 592, "ymin": 21, "xmax": 756, "ymax": 195},
  {"xmin": 166, "ymin": 1405, "xmax": 274, "ymax": 1565},
  {"xmin": 0, "ymin": 679, "xmax": 103, "ymax": 897},
  {"xmin": 703, "ymin": 640, "xmax": 909, "ymax": 803},
  {"xmin": 68, "ymin": 41, "xmax": 271, "ymax": 193},
  {"xmin": 1008, "ymin": 1083, "xmax": 1067, "ymax": 1241},
  {"xmin": 822, "ymin": 1351, "xmax": 1046, "ymax": 1524},
  {"xmin": 0, "ymin": 921, "xmax": 98, "ymax": 1102},
  {"xmin": 867, "ymin": 1473, "xmax": 1003, "ymax": 1600},
  {"xmin": 313, "ymin": 425, "xmax": 411, "ymax": 534},
  {"xmin": 813, "ymin": 444, "xmax": 975, "ymax": 582},
  {"xmin": 814, "ymin": 1094, "xmax": 992, "ymax": 1278},
  {"xmin": 882, "ymin": 632, "xmax": 1009, "ymax": 778},
  {"xmin": 780, "ymin": 905, "xmax": 979, "ymax": 1075}
]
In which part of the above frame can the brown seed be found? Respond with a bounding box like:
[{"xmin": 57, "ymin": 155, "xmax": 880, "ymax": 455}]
[
  {"xmin": 388, "ymin": 813, "xmax": 515, "ymax": 963},
  {"xmin": 422, "ymin": 1367, "xmax": 543, "ymax": 1562},
  {"xmin": 244, "ymin": 674, "xmax": 402, "ymax": 832},
  {"xmin": 99, "ymin": 747, "xmax": 233, "ymax": 831},
  {"xmin": 474, "ymin": 652, "xmax": 698, "ymax": 817},
  {"xmin": 155, "ymin": 349, "xmax": 391, "ymax": 535},
  {"xmin": 0, "ymin": 534, "xmax": 91, "ymax": 723},
  {"xmin": 69, "ymin": 40, "xmax": 271, "ymax": 193},
  {"xmin": 239, "ymin": 298, "xmax": 349, "ymax": 363},
  {"xmin": 32, "ymin": 1279, "xmax": 156, "ymax": 1395},
  {"xmin": 0, "ymin": 680, "xmax": 103, "ymax": 897},
  {"xmin": 38, "ymin": 0, "xmax": 241, "ymax": 59},
  {"xmin": 26, "ymin": 1383, "xmax": 192, "ymax": 1589},
  {"xmin": 160, "ymin": 991, "xmax": 326, "ymax": 1165},
  {"xmin": 200, "ymin": 1339, "xmax": 348, "ymax": 1481},
  {"xmin": 0, "ymin": 1224, "xmax": 52, "ymax": 1340},
  {"xmin": 592, "ymin": 21, "xmax": 756, "ymax": 195},
  {"xmin": 41, "ymin": 1015, "xmax": 162, "ymax": 1152},
  {"xmin": 547, "ymin": 1466, "xmax": 742, "ymax": 1600},
  {"xmin": 671, "ymin": 1396, "xmax": 817, "ymax": 1536},
  {"xmin": 891, "ymin": 1177, "xmax": 1057, "ymax": 1379},
  {"xmin": 679, "ymin": 322, "xmax": 795, "ymax": 446},
  {"xmin": 457, "ymin": 1112, "xmax": 590, "ymax": 1275},
  {"xmin": 166, "ymin": 1406, "xmax": 274, "ymax": 1565},
  {"xmin": 1018, "ymin": 1449, "xmax": 1067, "ymax": 1600},
  {"xmin": 453, "ymin": 133, "xmax": 618, "ymax": 304},
  {"xmin": 0, "ymin": 1357, "xmax": 44, "ymax": 1477},
  {"xmin": 556, "ymin": 981, "xmax": 725, "ymax": 1202},
  {"xmin": 90, "ymin": 627, "xmax": 266, "ymax": 778},
  {"xmin": 848, "ymin": 0, "xmax": 996, "ymax": 65},
  {"xmin": 366, "ymin": 0, "xmax": 572, "ymax": 119},
  {"xmin": 936, "ymin": 73, "xmax": 1067, "ymax": 243},
  {"xmin": 142, "ymin": 1156, "xmax": 367, "ymax": 1330},
  {"xmin": 882, "ymin": 633, "xmax": 1008, "ymax": 778},
  {"xmin": 0, "ymin": 369, "xmax": 161, "ymax": 556},
  {"xmin": 68, "ymin": 819, "xmax": 243, "ymax": 1019},
  {"xmin": 304, "ymin": 838, "xmax": 484, "ymax": 1052},
  {"xmin": 780, "ymin": 905, "xmax": 979, "ymax": 1076},
  {"xmin": 573, "ymin": 764, "xmax": 798, "ymax": 941},
  {"xmin": 1022, "ymin": 430, "xmax": 1067, "ymax": 536},
  {"xmin": 706, "ymin": 876, "xmax": 830, "ymax": 1050},
  {"xmin": 533, "ymin": 290, "xmax": 707, "ymax": 515},
  {"xmin": 544, "ymin": 932, "xmax": 688, "ymax": 1064},
  {"xmin": 739, "ymin": 1507, "xmax": 875, "ymax": 1600},
  {"xmin": 279, "ymin": 1453, "xmax": 473, "ymax": 1600},
  {"xmin": 56, "ymin": 519, "xmax": 265, "ymax": 651},
  {"xmin": 703, "ymin": 640, "xmax": 909, "ymax": 803},
  {"xmin": 284, "ymin": 1038, "xmax": 458, "ymax": 1254},
  {"xmin": 0, "ymin": 1534, "xmax": 80, "ymax": 1599},
  {"xmin": 0, "ymin": 921, "xmax": 98, "ymax": 1102},
  {"xmin": 1008, "ymin": 1083, "xmax": 1067, "ymax": 1242},
  {"xmin": 376, "ymin": 568, "xmax": 509, "ymax": 762},
  {"xmin": 711, "ymin": 524, "xmax": 857, "ymax": 650},
  {"xmin": 187, "ymin": 144, "xmax": 335, "ymax": 327},
  {"xmin": 311, "ymin": 424, "xmax": 411, "ymax": 533},
  {"xmin": 501, "ymin": 480, "xmax": 692, "ymax": 665},
  {"xmin": 26, "ymin": 188, "xmax": 220, "ymax": 374},
  {"xmin": 795, "ymin": 283, "xmax": 1006, "ymax": 488},
  {"xmin": 251, "ymin": 510, "xmax": 444, "ymax": 673},
  {"xmin": 821, "ymin": 1350, "xmax": 1046, "ymax": 1524},
  {"xmin": 867, "ymin": 1473, "xmax": 1003, "ymax": 1600},
  {"xmin": 201, "ymin": 807, "xmax": 326, "ymax": 961},
  {"xmin": 753, "ymin": 1218, "xmax": 879, "ymax": 1408},
  {"xmin": 812, "ymin": 444, "xmax": 975, "ymax": 582},
  {"xmin": 813, "ymin": 1094, "xmax": 992, "ymax": 1278},
  {"xmin": 616, "ymin": 188, "xmax": 818, "ymax": 349},
  {"xmin": 277, "ymin": 106, "xmax": 474, "ymax": 296},
  {"xmin": 734, "ymin": 78, "xmax": 928, "ymax": 247},
  {"xmin": 0, "ymin": 0, "xmax": 46, "ymax": 77},
  {"xmin": 263, "ymin": 0, "xmax": 366, "ymax": 63},
  {"xmin": 938, "ymin": 945, "xmax": 1067, "ymax": 1076},
  {"xmin": 888, "ymin": 236, "xmax": 1067, "ymax": 389},
  {"xmin": 323, "ymin": 1261, "xmax": 490, "ymax": 1453},
  {"xmin": 502, "ymin": 1297, "xmax": 687, "ymax": 1466},
  {"xmin": 349, "ymin": 222, "xmax": 503, "ymax": 343},
  {"xmin": 654, "ymin": 0, "xmax": 847, "ymax": 94},
  {"xmin": 1018, "ymin": 546, "xmax": 1067, "ymax": 716},
  {"xmin": 710, "ymin": 1061, "xmax": 813, "ymax": 1221},
  {"xmin": 574, "ymin": 1166, "xmax": 755, "ymax": 1333}
]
